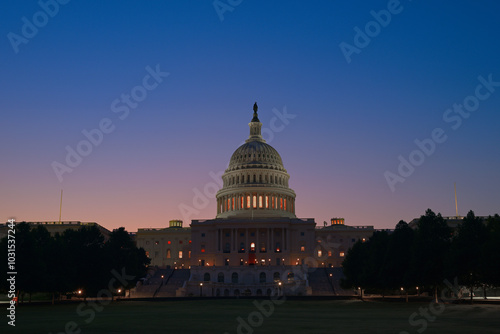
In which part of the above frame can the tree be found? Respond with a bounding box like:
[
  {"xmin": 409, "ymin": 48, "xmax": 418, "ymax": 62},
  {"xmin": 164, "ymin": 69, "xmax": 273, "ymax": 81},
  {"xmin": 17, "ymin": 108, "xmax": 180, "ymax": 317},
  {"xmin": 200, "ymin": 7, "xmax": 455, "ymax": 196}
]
[
  {"xmin": 104, "ymin": 227, "xmax": 150, "ymax": 296},
  {"xmin": 382, "ymin": 221, "xmax": 415, "ymax": 296},
  {"xmin": 448, "ymin": 210, "xmax": 488, "ymax": 302},
  {"xmin": 482, "ymin": 214, "xmax": 500, "ymax": 288},
  {"xmin": 410, "ymin": 209, "xmax": 452, "ymax": 303}
]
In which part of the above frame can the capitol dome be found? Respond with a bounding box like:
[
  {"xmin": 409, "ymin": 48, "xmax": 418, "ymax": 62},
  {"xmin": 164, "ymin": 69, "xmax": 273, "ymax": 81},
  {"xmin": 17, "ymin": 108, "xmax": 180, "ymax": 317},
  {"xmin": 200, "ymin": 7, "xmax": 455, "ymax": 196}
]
[{"xmin": 216, "ymin": 103, "xmax": 296, "ymax": 219}]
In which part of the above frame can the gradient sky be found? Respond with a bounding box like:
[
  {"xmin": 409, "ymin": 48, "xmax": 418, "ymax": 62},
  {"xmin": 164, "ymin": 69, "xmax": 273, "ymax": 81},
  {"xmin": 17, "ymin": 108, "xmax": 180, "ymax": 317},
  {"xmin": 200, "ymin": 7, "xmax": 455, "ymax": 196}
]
[{"xmin": 1, "ymin": 1, "xmax": 499, "ymax": 231}]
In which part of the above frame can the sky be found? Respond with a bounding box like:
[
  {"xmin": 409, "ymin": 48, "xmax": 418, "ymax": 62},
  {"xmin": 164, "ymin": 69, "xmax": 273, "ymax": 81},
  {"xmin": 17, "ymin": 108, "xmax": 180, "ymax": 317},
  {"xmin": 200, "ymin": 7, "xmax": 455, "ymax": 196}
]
[{"xmin": 1, "ymin": 0, "xmax": 499, "ymax": 231}]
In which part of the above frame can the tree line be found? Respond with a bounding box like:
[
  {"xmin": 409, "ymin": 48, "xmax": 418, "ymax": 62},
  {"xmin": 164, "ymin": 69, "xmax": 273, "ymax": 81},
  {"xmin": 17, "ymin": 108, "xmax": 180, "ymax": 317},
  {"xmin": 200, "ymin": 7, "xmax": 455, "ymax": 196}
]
[
  {"xmin": 341, "ymin": 209, "xmax": 500, "ymax": 302},
  {"xmin": 0, "ymin": 223, "xmax": 150, "ymax": 303}
]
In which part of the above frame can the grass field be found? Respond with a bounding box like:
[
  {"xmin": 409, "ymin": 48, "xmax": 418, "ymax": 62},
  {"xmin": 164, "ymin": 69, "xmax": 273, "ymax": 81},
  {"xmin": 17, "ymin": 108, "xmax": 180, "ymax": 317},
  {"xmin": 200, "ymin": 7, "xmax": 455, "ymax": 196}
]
[{"xmin": 4, "ymin": 298, "xmax": 500, "ymax": 334}]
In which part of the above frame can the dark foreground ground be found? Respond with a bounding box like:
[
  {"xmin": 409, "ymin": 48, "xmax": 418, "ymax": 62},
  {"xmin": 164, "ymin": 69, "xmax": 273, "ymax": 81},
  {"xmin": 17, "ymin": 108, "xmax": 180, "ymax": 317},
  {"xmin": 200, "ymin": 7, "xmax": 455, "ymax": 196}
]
[{"xmin": 3, "ymin": 298, "xmax": 500, "ymax": 334}]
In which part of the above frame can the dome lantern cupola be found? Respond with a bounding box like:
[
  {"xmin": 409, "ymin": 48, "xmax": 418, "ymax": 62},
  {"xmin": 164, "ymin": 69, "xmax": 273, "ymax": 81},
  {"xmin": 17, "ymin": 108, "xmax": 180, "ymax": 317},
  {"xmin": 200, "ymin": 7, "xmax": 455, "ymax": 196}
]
[
  {"xmin": 247, "ymin": 102, "xmax": 265, "ymax": 143},
  {"xmin": 215, "ymin": 103, "xmax": 296, "ymax": 219}
]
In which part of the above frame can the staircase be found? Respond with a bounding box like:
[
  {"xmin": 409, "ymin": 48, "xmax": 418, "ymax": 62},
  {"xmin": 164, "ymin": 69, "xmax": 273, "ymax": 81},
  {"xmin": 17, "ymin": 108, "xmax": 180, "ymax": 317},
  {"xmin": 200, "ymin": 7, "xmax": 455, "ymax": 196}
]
[
  {"xmin": 155, "ymin": 269, "xmax": 191, "ymax": 297},
  {"xmin": 308, "ymin": 268, "xmax": 335, "ymax": 295}
]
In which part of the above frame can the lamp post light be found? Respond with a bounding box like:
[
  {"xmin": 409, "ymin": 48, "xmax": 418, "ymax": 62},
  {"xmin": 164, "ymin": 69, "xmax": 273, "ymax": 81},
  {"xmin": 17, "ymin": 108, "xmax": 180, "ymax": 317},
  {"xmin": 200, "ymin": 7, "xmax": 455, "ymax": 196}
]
[{"xmin": 200, "ymin": 282, "xmax": 203, "ymax": 297}]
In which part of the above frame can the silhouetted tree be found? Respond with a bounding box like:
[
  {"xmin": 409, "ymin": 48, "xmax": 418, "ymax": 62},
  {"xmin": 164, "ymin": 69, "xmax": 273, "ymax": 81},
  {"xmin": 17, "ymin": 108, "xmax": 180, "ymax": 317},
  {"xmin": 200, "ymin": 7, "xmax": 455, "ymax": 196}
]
[
  {"xmin": 448, "ymin": 210, "xmax": 488, "ymax": 303},
  {"xmin": 410, "ymin": 209, "xmax": 452, "ymax": 303},
  {"xmin": 482, "ymin": 214, "xmax": 500, "ymax": 288},
  {"xmin": 382, "ymin": 221, "xmax": 415, "ymax": 294}
]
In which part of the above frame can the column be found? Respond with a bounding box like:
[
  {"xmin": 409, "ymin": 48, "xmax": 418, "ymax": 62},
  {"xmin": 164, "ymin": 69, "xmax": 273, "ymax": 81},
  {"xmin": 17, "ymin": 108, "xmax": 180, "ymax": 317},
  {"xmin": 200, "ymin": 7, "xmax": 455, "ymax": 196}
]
[
  {"xmin": 245, "ymin": 228, "xmax": 248, "ymax": 253},
  {"xmin": 281, "ymin": 227, "xmax": 285, "ymax": 252},
  {"xmin": 256, "ymin": 228, "xmax": 259, "ymax": 253},
  {"xmin": 267, "ymin": 228, "xmax": 270, "ymax": 253},
  {"xmin": 286, "ymin": 228, "xmax": 290, "ymax": 252}
]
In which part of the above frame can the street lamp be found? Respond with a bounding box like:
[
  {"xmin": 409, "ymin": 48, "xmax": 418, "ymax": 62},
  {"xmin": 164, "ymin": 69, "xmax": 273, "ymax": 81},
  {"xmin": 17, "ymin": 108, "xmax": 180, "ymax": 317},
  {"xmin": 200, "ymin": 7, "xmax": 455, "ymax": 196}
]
[{"xmin": 199, "ymin": 282, "xmax": 203, "ymax": 297}]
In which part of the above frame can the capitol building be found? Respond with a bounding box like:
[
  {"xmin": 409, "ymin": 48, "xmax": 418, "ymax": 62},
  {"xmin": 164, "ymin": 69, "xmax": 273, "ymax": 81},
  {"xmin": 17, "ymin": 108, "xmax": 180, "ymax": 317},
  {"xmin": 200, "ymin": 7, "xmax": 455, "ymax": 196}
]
[{"xmin": 134, "ymin": 103, "xmax": 375, "ymax": 297}]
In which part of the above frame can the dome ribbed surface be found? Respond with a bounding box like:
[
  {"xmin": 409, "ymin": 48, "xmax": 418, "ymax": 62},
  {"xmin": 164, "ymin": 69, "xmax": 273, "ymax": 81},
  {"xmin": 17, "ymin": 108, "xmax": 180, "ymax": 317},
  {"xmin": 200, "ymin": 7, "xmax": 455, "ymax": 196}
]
[{"xmin": 227, "ymin": 141, "xmax": 286, "ymax": 172}]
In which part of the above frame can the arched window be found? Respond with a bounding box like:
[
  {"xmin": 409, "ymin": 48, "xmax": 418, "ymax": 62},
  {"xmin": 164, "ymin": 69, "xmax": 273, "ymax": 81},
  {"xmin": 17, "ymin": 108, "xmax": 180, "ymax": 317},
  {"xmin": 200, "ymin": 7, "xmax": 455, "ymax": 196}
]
[
  {"xmin": 232, "ymin": 272, "xmax": 239, "ymax": 283},
  {"xmin": 287, "ymin": 272, "xmax": 294, "ymax": 280},
  {"xmin": 273, "ymin": 272, "xmax": 280, "ymax": 281},
  {"xmin": 218, "ymin": 272, "xmax": 224, "ymax": 283},
  {"xmin": 166, "ymin": 249, "xmax": 171, "ymax": 259},
  {"xmin": 259, "ymin": 272, "xmax": 266, "ymax": 283},
  {"xmin": 253, "ymin": 174, "xmax": 256, "ymax": 183},
  {"xmin": 204, "ymin": 273, "xmax": 210, "ymax": 281}
]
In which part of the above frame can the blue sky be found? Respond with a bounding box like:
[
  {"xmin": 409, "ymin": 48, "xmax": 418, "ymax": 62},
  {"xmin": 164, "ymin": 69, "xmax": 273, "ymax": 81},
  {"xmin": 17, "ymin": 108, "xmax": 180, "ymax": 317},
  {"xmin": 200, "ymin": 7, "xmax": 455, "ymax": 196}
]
[{"xmin": 1, "ymin": 0, "xmax": 499, "ymax": 230}]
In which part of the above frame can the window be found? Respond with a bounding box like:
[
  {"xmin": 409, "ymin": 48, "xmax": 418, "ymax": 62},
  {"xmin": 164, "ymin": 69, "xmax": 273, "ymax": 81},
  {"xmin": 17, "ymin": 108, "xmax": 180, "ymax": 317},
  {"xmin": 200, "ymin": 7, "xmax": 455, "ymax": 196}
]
[
  {"xmin": 218, "ymin": 272, "xmax": 224, "ymax": 283},
  {"xmin": 247, "ymin": 196, "xmax": 251, "ymax": 208},
  {"xmin": 300, "ymin": 232, "xmax": 305, "ymax": 236},
  {"xmin": 188, "ymin": 251, "xmax": 191, "ymax": 258},
  {"xmin": 239, "ymin": 242, "xmax": 245, "ymax": 253},
  {"xmin": 253, "ymin": 195, "xmax": 257, "ymax": 208},
  {"xmin": 259, "ymin": 272, "xmax": 266, "ymax": 283},
  {"xmin": 166, "ymin": 249, "xmax": 171, "ymax": 259},
  {"xmin": 232, "ymin": 272, "xmax": 239, "ymax": 283},
  {"xmin": 178, "ymin": 251, "xmax": 183, "ymax": 259},
  {"xmin": 273, "ymin": 272, "xmax": 280, "ymax": 281},
  {"xmin": 266, "ymin": 196, "xmax": 269, "ymax": 208},
  {"xmin": 201, "ymin": 245, "xmax": 205, "ymax": 253},
  {"xmin": 275, "ymin": 242, "xmax": 281, "ymax": 252},
  {"xmin": 259, "ymin": 196, "xmax": 263, "ymax": 208},
  {"xmin": 155, "ymin": 241, "xmax": 159, "ymax": 245},
  {"xmin": 204, "ymin": 273, "xmax": 210, "ymax": 281},
  {"xmin": 340, "ymin": 252, "xmax": 345, "ymax": 257},
  {"xmin": 352, "ymin": 239, "xmax": 355, "ymax": 242},
  {"xmin": 300, "ymin": 246, "xmax": 305, "ymax": 252},
  {"xmin": 224, "ymin": 243, "xmax": 230, "ymax": 253},
  {"xmin": 146, "ymin": 251, "xmax": 149, "ymax": 258},
  {"xmin": 201, "ymin": 233, "xmax": 205, "ymax": 237},
  {"xmin": 250, "ymin": 232, "xmax": 255, "ymax": 237},
  {"xmin": 317, "ymin": 250, "xmax": 322, "ymax": 257},
  {"xmin": 250, "ymin": 242, "xmax": 256, "ymax": 252},
  {"xmin": 328, "ymin": 250, "xmax": 332, "ymax": 257}
]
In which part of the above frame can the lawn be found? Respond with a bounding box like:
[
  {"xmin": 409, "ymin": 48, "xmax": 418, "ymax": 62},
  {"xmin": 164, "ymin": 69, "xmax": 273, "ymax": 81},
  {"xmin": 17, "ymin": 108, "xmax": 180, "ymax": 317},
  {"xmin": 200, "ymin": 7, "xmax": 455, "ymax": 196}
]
[{"xmin": 4, "ymin": 298, "xmax": 500, "ymax": 334}]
